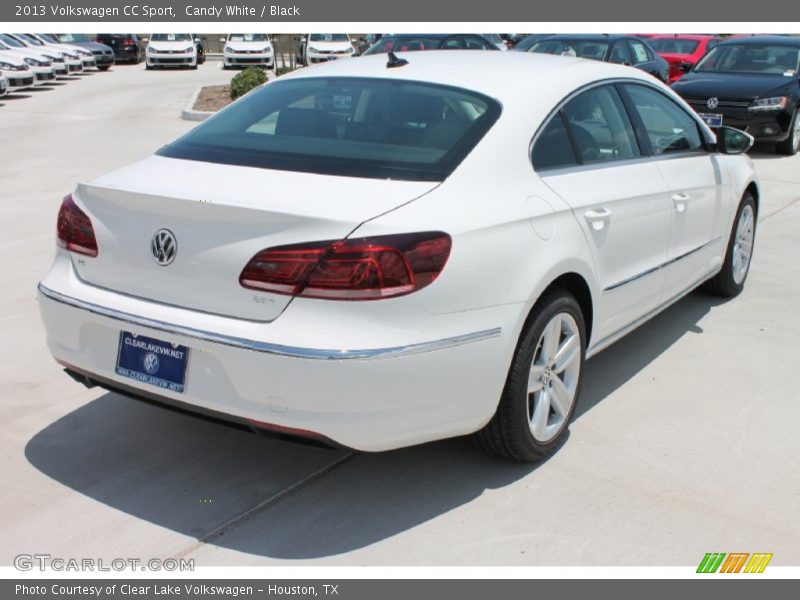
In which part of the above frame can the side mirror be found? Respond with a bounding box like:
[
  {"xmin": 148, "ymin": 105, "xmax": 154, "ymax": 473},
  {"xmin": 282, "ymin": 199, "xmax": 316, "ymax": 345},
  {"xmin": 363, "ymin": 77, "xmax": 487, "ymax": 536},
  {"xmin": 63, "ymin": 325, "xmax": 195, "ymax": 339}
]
[
  {"xmin": 717, "ymin": 126, "xmax": 754, "ymax": 155},
  {"xmin": 680, "ymin": 61, "xmax": 692, "ymax": 73}
]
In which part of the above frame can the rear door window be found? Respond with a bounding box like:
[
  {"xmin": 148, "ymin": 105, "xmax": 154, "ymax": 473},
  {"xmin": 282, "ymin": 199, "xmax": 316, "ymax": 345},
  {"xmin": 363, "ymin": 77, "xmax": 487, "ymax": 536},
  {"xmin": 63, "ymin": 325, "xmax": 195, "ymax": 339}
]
[{"xmin": 561, "ymin": 86, "xmax": 641, "ymax": 163}]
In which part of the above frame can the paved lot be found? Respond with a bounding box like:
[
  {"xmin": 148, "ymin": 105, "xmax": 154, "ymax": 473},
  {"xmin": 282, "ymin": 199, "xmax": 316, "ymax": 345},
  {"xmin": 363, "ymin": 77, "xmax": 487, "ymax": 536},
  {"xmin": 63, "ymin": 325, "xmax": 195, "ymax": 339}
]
[{"xmin": 1, "ymin": 62, "xmax": 798, "ymax": 567}]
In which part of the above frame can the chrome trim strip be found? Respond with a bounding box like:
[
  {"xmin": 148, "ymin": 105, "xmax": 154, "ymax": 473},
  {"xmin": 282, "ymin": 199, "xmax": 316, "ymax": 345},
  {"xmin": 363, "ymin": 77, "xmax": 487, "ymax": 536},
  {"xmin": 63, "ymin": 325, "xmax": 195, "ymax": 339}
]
[
  {"xmin": 37, "ymin": 284, "xmax": 502, "ymax": 361},
  {"xmin": 603, "ymin": 236, "xmax": 722, "ymax": 292},
  {"xmin": 587, "ymin": 266, "xmax": 719, "ymax": 359}
]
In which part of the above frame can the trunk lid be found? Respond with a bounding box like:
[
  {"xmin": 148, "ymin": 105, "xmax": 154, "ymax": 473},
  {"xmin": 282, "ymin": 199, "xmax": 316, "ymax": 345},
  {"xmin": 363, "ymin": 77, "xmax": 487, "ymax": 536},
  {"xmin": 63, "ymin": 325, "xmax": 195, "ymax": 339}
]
[{"xmin": 73, "ymin": 156, "xmax": 438, "ymax": 321}]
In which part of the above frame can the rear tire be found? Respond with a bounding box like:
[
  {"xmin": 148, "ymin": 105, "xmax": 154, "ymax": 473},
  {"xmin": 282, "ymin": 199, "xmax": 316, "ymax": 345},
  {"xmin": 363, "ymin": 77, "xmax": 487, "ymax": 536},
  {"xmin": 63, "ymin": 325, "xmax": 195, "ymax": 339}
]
[
  {"xmin": 703, "ymin": 192, "xmax": 756, "ymax": 297},
  {"xmin": 475, "ymin": 291, "xmax": 586, "ymax": 463},
  {"xmin": 98, "ymin": 66, "xmax": 111, "ymax": 72},
  {"xmin": 776, "ymin": 110, "xmax": 799, "ymax": 156}
]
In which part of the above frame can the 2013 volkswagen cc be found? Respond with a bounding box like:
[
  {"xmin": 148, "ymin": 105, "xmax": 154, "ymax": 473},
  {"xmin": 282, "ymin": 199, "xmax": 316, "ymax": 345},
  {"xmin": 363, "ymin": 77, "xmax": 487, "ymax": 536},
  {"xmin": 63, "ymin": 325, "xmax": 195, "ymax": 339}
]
[{"xmin": 38, "ymin": 52, "xmax": 759, "ymax": 462}]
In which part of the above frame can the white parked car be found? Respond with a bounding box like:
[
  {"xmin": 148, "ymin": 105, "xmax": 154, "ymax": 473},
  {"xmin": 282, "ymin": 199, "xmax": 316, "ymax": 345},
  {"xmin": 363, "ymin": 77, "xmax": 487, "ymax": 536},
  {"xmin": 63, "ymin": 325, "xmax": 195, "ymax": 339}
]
[
  {"xmin": 0, "ymin": 44, "xmax": 55, "ymax": 85},
  {"xmin": 4, "ymin": 33, "xmax": 82, "ymax": 73},
  {"xmin": 38, "ymin": 53, "xmax": 758, "ymax": 462},
  {"xmin": 0, "ymin": 52, "xmax": 36, "ymax": 92},
  {"xmin": 222, "ymin": 33, "xmax": 274, "ymax": 70},
  {"xmin": 146, "ymin": 33, "xmax": 197, "ymax": 69},
  {"xmin": 298, "ymin": 33, "xmax": 356, "ymax": 65},
  {"xmin": 0, "ymin": 34, "xmax": 68, "ymax": 78},
  {"xmin": 22, "ymin": 33, "xmax": 96, "ymax": 70}
]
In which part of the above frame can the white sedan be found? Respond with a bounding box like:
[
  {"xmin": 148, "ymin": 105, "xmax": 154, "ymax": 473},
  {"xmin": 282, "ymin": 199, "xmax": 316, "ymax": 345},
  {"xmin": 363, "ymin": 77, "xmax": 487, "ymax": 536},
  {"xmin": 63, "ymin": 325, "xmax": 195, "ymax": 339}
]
[
  {"xmin": 299, "ymin": 33, "xmax": 356, "ymax": 65},
  {"xmin": 38, "ymin": 52, "xmax": 758, "ymax": 461},
  {"xmin": 3, "ymin": 33, "xmax": 82, "ymax": 73},
  {"xmin": 222, "ymin": 33, "xmax": 274, "ymax": 69},
  {"xmin": 145, "ymin": 33, "xmax": 197, "ymax": 69}
]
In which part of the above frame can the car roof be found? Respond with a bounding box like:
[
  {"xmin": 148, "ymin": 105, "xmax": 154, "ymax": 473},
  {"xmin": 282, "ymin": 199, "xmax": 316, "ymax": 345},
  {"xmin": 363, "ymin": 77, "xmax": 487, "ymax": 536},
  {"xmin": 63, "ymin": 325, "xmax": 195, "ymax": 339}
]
[
  {"xmin": 649, "ymin": 34, "xmax": 719, "ymax": 41},
  {"xmin": 279, "ymin": 50, "xmax": 659, "ymax": 106},
  {"xmin": 718, "ymin": 35, "xmax": 800, "ymax": 47},
  {"xmin": 536, "ymin": 34, "xmax": 633, "ymax": 42}
]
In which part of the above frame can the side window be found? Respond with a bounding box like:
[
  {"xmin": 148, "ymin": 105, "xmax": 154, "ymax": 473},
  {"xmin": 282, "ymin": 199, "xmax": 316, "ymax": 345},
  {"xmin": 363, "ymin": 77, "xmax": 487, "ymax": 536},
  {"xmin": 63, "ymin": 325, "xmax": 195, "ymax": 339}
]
[
  {"xmin": 706, "ymin": 40, "xmax": 718, "ymax": 52},
  {"xmin": 609, "ymin": 42, "xmax": 630, "ymax": 65},
  {"xmin": 628, "ymin": 41, "xmax": 651, "ymax": 65},
  {"xmin": 441, "ymin": 37, "xmax": 464, "ymax": 49},
  {"xmin": 464, "ymin": 36, "xmax": 493, "ymax": 50},
  {"xmin": 532, "ymin": 114, "xmax": 579, "ymax": 171},
  {"xmin": 561, "ymin": 86, "xmax": 641, "ymax": 163},
  {"xmin": 624, "ymin": 85, "xmax": 704, "ymax": 155}
]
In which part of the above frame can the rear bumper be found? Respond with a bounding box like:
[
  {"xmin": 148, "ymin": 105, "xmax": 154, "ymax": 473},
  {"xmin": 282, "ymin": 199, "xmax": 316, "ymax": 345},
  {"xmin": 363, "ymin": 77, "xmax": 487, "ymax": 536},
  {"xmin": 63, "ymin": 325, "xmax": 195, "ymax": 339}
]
[{"xmin": 38, "ymin": 255, "xmax": 520, "ymax": 452}]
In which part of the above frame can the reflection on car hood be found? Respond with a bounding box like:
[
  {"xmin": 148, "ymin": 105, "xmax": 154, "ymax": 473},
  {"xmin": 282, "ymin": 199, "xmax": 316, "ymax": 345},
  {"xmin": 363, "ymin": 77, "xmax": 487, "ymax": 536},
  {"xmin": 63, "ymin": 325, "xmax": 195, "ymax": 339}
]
[
  {"xmin": 226, "ymin": 41, "xmax": 272, "ymax": 52},
  {"xmin": 307, "ymin": 41, "xmax": 352, "ymax": 52},
  {"xmin": 148, "ymin": 41, "xmax": 194, "ymax": 51},
  {"xmin": 672, "ymin": 72, "xmax": 798, "ymax": 100}
]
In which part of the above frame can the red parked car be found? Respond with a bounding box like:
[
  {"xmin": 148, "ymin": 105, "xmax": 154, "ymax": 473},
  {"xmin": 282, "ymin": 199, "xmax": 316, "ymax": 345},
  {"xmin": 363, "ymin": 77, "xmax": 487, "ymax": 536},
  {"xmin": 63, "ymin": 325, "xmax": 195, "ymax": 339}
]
[{"xmin": 648, "ymin": 34, "xmax": 721, "ymax": 83}]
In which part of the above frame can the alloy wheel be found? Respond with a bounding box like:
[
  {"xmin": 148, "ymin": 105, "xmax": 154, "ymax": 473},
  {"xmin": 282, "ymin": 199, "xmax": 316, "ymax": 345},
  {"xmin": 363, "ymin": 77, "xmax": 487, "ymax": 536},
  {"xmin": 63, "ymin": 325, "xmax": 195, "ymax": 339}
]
[
  {"xmin": 527, "ymin": 312, "xmax": 581, "ymax": 443},
  {"xmin": 732, "ymin": 204, "xmax": 755, "ymax": 285}
]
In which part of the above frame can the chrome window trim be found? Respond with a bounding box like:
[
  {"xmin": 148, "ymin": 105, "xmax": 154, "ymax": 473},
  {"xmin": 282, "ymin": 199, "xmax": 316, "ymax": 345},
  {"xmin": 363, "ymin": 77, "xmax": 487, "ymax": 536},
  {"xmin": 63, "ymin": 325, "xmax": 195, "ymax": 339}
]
[
  {"xmin": 530, "ymin": 77, "xmax": 715, "ymax": 175},
  {"xmin": 37, "ymin": 283, "xmax": 502, "ymax": 361}
]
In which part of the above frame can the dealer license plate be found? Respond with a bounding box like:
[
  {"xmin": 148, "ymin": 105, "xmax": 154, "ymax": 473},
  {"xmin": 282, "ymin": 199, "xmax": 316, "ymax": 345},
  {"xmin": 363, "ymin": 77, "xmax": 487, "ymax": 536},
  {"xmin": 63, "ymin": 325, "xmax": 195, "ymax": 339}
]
[
  {"xmin": 115, "ymin": 331, "xmax": 189, "ymax": 393},
  {"xmin": 698, "ymin": 113, "xmax": 723, "ymax": 128}
]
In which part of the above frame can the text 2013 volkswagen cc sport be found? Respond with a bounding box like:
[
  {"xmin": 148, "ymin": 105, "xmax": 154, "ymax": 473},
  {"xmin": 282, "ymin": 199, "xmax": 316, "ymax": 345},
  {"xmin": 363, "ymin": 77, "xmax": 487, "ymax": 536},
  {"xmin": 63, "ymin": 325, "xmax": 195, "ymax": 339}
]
[{"xmin": 38, "ymin": 52, "xmax": 759, "ymax": 462}]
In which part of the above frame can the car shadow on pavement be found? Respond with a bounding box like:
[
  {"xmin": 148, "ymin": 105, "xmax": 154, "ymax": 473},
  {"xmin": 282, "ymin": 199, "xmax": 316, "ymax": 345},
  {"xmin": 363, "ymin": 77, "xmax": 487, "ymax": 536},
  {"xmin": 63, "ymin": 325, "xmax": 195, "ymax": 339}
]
[{"xmin": 24, "ymin": 290, "xmax": 726, "ymax": 560}]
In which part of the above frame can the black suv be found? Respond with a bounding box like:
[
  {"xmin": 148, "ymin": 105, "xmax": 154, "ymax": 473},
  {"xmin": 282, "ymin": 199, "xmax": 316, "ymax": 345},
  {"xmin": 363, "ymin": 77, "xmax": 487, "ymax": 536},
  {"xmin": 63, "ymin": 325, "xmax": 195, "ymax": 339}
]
[
  {"xmin": 95, "ymin": 34, "xmax": 146, "ymax": 64},
  {"xmin": 672, "ymin": 36, "xmax": 800, "ymax": 155}
]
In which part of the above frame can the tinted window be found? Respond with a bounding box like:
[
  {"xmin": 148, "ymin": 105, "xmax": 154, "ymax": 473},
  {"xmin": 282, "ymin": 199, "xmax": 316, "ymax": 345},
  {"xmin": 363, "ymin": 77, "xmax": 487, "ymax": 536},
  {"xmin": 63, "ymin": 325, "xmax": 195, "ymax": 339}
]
[
  {"xmin": 441, "ymin": 38, "xmax": 464, "ymax": 49},
  {"xmin": 363, "ymin": 37, "xmax": 445, "ymax": 54},
  {"xmin": 561, "ymin": 86, "xmax": 641, "ymax": 163},
  {"xmin": 648, "ymin": 39, "xmax": 700, "ymax": 54},
  {"xmin": 695, "ymin": 44, "xmax": 800, "ymax": 75},
  {"xmin": 610, "ymin": 43, "xmax": 629, "ymax": 64},
  {"xmin": 464, "ymin": 36, "xmax": 494, "ymax": 50},
  {"xmin": 532, "ymin": 40, "xmax": 610, "ymax": 61},
  {"xmin": 532, "ymin": 115, "xmax": 578, "ymax": 170},
  {"xmin": 158, "ymin": 77, "xmax": 501, "ymax": 182},
  {"xmin": 309, "ymin": 34, "xmax": 349, "ymax": 42},
  {"xmin": 624, "ymin": 85, "xmax": 703, "ymax": 154}
]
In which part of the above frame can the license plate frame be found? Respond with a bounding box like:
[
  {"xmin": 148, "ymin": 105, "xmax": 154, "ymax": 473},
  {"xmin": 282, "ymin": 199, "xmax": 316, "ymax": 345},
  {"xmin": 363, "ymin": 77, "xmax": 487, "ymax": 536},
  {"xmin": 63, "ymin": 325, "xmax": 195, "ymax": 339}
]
[
  {"xmin": 115, "ymin": 331, "xmax": 189, "ymax": 393},
  {"xmin": 698, "ymin": 112, "xmax": 723, "ymax": 128}
]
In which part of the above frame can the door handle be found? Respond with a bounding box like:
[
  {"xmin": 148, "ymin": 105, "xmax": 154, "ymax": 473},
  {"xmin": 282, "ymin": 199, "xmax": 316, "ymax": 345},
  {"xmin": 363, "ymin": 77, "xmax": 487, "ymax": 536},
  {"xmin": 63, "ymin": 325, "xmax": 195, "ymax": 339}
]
[
  {"xmin": 584, "ymin": 207, "xmax": 612, "ymax": 231},
  {"xmin": 672, "ymin": 192, "xmax": 691, "ymax": 213}
]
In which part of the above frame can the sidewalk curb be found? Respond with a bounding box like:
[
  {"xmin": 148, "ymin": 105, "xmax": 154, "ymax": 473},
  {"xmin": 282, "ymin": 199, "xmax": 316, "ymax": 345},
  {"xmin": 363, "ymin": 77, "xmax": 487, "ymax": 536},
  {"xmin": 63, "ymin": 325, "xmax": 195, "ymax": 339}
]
[{"xmin": 181, "ymin": 85, "xmax": 215, "ymax": 122}]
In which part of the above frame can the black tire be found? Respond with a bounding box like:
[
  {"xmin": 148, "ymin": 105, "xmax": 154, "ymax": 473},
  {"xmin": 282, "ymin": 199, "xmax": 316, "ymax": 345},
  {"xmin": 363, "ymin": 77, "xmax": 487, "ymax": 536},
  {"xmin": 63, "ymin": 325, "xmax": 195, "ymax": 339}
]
[
  {"xmin": 474, "ymin": 290, "xmax": 586, "ymax": 463},
  {"xmin": 775, "ymin": 111, "xmax": 799, "ymax": 156},
  {"xmin": 145, "ymin": 63, "xmax": 153, "ymax": 70},
  {"xmin": 98, "ymin": 66, "xmax": 111, "ymax": 72},
  {"xmin": 703, "ymin": 192, "xmax": 756, "ymax": 297}
]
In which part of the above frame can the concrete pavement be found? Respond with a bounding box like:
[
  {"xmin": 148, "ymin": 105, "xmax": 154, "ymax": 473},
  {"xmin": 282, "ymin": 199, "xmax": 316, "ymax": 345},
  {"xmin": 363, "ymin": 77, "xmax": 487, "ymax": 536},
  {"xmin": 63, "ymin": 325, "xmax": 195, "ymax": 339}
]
[{"xmin": 1, "ymin": 62, "xmax": 798, "ymax": 567}]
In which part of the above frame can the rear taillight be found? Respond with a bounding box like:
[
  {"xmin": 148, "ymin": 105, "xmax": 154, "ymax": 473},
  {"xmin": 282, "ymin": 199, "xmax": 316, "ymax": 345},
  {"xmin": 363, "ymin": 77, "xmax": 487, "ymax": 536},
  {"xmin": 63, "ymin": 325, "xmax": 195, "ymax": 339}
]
[
  {"xmin": 56, "ymin": 194, "xmax": 98, "ymax": 257},
  {"xmin": 123, "ymin": 38, "xmax": 135, "ymax": 46},
  {"xmin": 240, "ymin": 232, "xmax": 451, "ymax": 300}
]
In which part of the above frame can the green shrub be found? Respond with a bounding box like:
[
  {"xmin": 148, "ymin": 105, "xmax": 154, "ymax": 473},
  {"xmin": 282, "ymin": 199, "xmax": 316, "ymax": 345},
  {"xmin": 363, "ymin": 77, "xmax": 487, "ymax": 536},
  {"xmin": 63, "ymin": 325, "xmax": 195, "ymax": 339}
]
[{"xmin": 229, "ymin": 67, "xmax": 268, "ymax": 100}]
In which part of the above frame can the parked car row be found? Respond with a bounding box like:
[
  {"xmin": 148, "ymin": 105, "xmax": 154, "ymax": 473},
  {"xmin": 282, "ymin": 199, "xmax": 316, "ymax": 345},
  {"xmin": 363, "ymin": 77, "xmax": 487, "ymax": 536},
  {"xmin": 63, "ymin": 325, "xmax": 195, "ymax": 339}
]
[{"xmin": 0, "ymin": 32, "xmax": 112, "ymax": 97}]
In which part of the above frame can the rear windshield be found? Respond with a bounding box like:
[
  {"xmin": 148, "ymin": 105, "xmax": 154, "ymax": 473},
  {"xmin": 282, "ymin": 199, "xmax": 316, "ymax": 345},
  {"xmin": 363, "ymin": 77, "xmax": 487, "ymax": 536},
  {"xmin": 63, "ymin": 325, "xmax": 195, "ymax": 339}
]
[
  {"xmin": 695, "ymin": 44, "xmax": 800, "ymax": 75},
  {"xmin": 533, "ymin": 40, "xmax": 609, "ymax": 60},
  {"xmin": 364, "ymin": 37, "xmax": 445, "ymax": 54},
  {"xmin": 158, "ymin": 77, "xmax": 501, "ymax": 181},
  {"xmin": 648, "ymin": 39, "xmax": 700, "ymax": 54}
]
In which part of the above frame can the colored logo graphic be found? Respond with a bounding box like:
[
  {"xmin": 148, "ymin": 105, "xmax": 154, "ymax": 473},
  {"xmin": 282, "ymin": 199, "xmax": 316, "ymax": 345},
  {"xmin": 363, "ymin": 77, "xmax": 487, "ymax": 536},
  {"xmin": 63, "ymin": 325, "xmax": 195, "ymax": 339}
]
[{"xmin": 697, "ymin": 552, "xmax": 773, "ymax": 573}]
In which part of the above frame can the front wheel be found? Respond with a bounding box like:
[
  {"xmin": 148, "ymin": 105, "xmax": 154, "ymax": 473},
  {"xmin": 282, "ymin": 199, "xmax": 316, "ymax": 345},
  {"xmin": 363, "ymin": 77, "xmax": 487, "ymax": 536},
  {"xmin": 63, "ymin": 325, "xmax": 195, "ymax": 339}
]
[
  {"xmin": 776, "ymin": 110, "xmax": 799, "ymax": 156},
  {"xmin": 704, "ymin": 193, "xmax": 756, "ymax": 297},
  {"xmin": 475, "ymin": 291, "xmax": 586, "ymax": 462}
]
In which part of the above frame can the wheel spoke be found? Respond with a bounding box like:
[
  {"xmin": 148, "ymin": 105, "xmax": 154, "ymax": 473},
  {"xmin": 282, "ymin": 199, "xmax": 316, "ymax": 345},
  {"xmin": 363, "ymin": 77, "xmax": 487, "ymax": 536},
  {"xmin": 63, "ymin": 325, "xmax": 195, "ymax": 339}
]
[
  {"xmin": 528, "ymin": 364, "xmax": 545, "ymax": 393},
  {"xmin": 540, "ymin": 316, "xmax": 561, "ymax": 362},
  {"xmin": 549, "ymin": 376, "xmax": 572, "ymax": 418},
  {"xmin": 531, "ymin": 388, "xmax": 550, "ymax": 440},
  {"xmin": 552, "ymin": 333, "xmax": 579, "ymax": 374}
]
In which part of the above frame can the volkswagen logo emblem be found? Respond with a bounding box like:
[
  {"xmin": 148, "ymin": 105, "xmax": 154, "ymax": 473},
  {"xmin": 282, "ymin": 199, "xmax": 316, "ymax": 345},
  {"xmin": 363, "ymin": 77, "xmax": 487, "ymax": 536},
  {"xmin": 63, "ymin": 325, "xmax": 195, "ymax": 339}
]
[
  {"xmin": 707, "ymin": 97, "xmax": 719, "ymax": 110},
  {"xmin": 143, "ymin": 352, "xmax": 160, "ymax": 375},
  {"xmin": 151, "ymin": 229, "xmax": 177, "ymax": 266}
]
